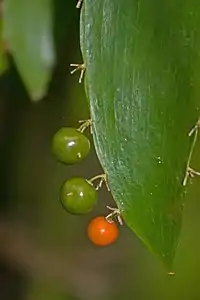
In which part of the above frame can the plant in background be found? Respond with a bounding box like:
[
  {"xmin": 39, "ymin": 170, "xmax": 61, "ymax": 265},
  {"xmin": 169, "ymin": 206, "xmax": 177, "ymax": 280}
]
[{"xmin": 2, "ymin": 0, "xmax": 200, "ymax": 274}]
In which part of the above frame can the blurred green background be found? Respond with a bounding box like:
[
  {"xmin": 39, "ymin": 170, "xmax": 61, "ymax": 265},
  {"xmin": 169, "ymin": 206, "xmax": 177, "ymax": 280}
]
[{"xmin": 1, "ymin": 1, "xmax": 200, "ymax": 299}]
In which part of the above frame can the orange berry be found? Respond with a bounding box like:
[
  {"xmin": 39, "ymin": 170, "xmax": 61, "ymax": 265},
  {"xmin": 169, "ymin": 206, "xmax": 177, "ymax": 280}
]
[{"xmin": 87, "ymin": 216, "xmax": 119, "ymax": 246}]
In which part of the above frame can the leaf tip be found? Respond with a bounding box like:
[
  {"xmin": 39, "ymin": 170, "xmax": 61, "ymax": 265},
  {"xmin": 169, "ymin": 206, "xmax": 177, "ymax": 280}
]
[{"xmin": 30, "ymin": 88, "xmax": 47, "ymax": 102}]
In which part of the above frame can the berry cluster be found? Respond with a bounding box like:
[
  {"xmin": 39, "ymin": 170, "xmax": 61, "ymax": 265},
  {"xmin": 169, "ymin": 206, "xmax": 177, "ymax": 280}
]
[{"xmin": 52, "ymin": 120, "xmax": 121, "ymax": 246}]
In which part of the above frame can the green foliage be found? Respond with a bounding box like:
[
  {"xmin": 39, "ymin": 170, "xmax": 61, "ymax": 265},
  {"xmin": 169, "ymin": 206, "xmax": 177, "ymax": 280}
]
[
  {"xmin": 80, "ymin": 0, "xmax": 200, "ymax": 270},
  {"xmin": 3, "ymin": 0, "xmax": 200, "ymax": 271},
  {"xmin": 3, "ymin": 0, "xmax": 55, "ymax": 100}
]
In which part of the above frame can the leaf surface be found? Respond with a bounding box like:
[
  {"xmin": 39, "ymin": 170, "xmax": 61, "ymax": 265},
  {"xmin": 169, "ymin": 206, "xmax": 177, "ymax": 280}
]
[
  {"xmin": 80, "ymin": 0, "xmax": 200, "ymax": 270},
  {"xmin": 4, "ymin": 0, "xmax": 55, "ymax": 100}
]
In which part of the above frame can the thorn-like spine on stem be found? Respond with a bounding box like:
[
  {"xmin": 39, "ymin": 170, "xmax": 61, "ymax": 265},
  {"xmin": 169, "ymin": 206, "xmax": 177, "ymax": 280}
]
[
  {"xmin": 187, "ymin": 167, "xmax": 200, "ymax": 178},
  {"xmin": 70, "ymin": 63, "xmax": 86, "ymax": 83},
  {"xmin": 183, "ymin": 117, "xmax": 200, "ymax": 186},
  {"xmin": 106, "ymin": 206, "xmax": 123, "ymax": 225},
  {"xmin": 88, "ymin": 174, "xmax": 110, "ymax": 191},
  {"xmin": 76, "ymin": 0, "xmax": 83, "ymax": 9},
  {"xmin": 77, "ymin": 119, "xmax": 92, "ymax": 133}
]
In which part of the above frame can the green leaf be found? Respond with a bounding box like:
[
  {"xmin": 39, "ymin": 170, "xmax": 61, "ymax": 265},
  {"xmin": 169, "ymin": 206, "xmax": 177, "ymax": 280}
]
[
  {"xmin": 80, "ymin": 0, "xmax": 200, "ymax": 270},
  {"xmin": 3, "ymin": 0, "xmax": 55, "ymax": 101}
]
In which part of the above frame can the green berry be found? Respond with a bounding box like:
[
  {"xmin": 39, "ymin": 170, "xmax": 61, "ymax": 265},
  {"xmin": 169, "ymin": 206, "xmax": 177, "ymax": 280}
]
[
  {"xmin": 52, "ymin": 127, "xmax": 90, "ymax": 164},
  {"xmin": 60, "ymin": 177, "xmax": 98, "ymax": 214}
]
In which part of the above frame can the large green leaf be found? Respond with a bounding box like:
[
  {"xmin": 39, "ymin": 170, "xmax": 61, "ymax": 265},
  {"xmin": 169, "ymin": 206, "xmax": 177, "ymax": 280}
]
[
  {"xmin": 80, "ymin": 0, "xmax": 200, "ymax": 270},
  {"xmin": 3, "ymin": 0, "xmax": 55, "ymax": 101}
]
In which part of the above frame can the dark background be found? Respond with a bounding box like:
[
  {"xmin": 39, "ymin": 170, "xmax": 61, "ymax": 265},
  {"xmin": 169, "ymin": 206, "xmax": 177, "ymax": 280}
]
[{"xmin": 1, "ymin": 1, "xmax": 200, "ymax": 299}]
